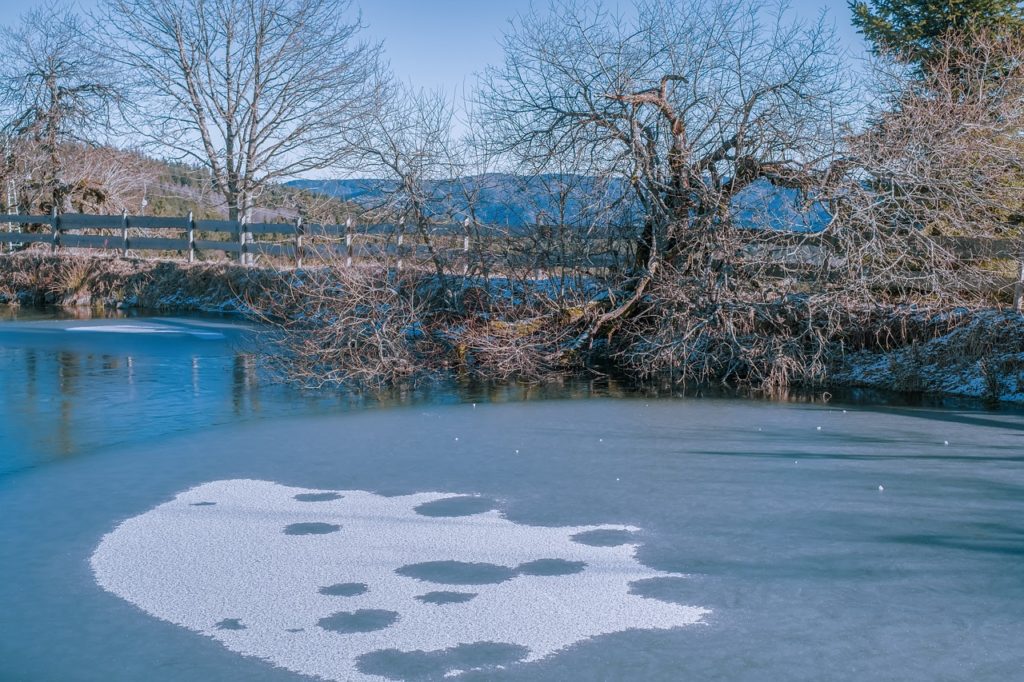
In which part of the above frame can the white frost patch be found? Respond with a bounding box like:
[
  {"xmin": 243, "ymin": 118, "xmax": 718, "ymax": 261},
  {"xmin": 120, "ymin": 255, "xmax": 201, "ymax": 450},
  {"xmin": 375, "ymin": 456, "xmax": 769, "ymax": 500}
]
[
  {"xmin": 66, "ymin": 323, "xmax": 224, "ymax": 339},
  {"xmin": 91, "ymin": 479, "xmax": 707, "ymax": 681}
]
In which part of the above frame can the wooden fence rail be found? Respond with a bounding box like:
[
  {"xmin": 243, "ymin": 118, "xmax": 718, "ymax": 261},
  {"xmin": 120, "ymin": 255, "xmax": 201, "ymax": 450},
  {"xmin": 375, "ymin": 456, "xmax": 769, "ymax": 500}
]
[
  {"xmin": 0, "ymin": 209, "xmax": 412, "ymax": 267},
  {"xmin": 0, "ymin": 209, "xmax": 637, "ymax": 270},
  {"xmin": 2, "ymin": 209, "xmax": 1024, "ymax": 308}
]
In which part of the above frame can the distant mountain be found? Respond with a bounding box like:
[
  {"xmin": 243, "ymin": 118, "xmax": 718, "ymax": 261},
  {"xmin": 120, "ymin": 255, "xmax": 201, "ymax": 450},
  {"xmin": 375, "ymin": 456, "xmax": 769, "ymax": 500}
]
[
  {"xmin": 731, "ymin": 178, "xmax": 831, "ymax": 233},
  {"xmin": 287, "ymin": 174, "xmax": 829, "ymax": 232},
  {"xmin": 287, "ymin": 173, "xmax": 636, "ymax": 231}
]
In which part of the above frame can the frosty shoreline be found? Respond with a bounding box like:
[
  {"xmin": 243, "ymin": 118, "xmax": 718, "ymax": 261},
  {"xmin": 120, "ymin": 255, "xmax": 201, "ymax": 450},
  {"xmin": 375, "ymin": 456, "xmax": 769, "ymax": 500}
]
[
  {"xmin": 4, "ymin": 252, "xmax": 1023, "ymax": 405},
  {"xmin": 833, "ymin": 309, "xmax": 1024, "ymax": 405}
]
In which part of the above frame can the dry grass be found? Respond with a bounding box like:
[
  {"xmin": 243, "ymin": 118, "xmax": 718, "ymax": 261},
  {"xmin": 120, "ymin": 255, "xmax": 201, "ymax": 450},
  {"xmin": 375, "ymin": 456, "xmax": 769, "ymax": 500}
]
[{"xmin": 0, "ymin": 251, "xmax": 288, "ymax": 311}]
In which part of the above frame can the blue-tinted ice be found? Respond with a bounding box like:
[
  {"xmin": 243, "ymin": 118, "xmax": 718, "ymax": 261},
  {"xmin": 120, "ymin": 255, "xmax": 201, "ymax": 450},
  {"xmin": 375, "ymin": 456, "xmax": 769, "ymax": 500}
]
[{"xmin": 2, "ymin": 310, "xmax": 1024, "ymax": 681}]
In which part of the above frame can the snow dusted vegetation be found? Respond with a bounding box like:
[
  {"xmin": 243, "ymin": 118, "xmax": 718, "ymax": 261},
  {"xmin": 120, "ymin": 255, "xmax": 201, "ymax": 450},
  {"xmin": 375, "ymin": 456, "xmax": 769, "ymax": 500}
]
[
  {"xmin": 834, "ymin": 310, "xmax": 1024, "ymax": 403},
  {"xmin": 91, "ymin": 479, "xmax": 707, "ymax": 681}
]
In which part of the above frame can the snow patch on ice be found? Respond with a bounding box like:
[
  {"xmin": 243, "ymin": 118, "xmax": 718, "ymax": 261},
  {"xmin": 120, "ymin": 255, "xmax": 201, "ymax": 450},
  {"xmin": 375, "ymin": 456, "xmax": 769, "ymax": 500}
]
[{"xmin": 91, "ymin": 479, "xmax": 707, "ymax": 681}]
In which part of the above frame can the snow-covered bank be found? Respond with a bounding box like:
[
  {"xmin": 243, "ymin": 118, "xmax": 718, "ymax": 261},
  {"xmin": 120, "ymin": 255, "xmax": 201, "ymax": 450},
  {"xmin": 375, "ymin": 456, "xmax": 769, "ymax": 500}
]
[{"xmin": 833, "ymin": 310, "xmax": 1024, "ymax": 404}]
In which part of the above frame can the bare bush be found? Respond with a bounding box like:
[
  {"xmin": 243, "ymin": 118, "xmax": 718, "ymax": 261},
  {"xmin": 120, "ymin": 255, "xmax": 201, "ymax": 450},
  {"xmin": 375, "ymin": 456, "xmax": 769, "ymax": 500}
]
[
  {"xmin": 0, "ymin": 2, "xmax": 124, "ymax": 214},
  {"xmin": 833, "ymin": 28, "xmax": 1024, "ymax": 305},
  {"xmin": 610, "ymin": 269, "xmax": 833, "ymax": 390},
  {"xmin": 250, "ymin": 263, "xmax": 601, "ymax": 387},
  {"xmin": 249, "ymin": 266, "xmax": 437, "ymax": 389},
  {"xmin": 453, "ymin": 285, "xmax": 592, "ymax": 380}
]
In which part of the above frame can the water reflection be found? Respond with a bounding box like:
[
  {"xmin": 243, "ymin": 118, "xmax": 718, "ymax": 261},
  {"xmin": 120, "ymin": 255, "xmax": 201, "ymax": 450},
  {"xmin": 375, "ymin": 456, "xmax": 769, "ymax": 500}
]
[
  {"xmin": 3, "ymin": 305, "xmax": 1021, "ymax": 478},
  {"xmin": 231, "ymin": 353, "xmax": 259, "ymax": 415},
  {"xmin": 0, "ymin": 305, "xmax": 134, "ymax": 322},
  {"xmin": 0, "ymin": 322, "xmax": 644, "ymax": 477},
  {"xmin": 0, "ymin": 311, "xmax": 626, "ymax": 475},
  {"xmin": 0, "ymin": 312, "xmax": 297, "ymax": 476}
]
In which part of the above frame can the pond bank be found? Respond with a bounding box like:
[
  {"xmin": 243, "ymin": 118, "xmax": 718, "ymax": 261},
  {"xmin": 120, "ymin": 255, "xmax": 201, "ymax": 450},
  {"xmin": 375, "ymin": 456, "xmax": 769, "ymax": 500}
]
[
  {"xmin": 3, "ymin": 252, "xmax": 1023, "ymax": 405},
  {"xmin": 0, "ymin": 251, "xmax": 276, "ymax": 312},
  {"xmin": 833, "ymin": 309, "xmax": 1024, "ymax": 404}
]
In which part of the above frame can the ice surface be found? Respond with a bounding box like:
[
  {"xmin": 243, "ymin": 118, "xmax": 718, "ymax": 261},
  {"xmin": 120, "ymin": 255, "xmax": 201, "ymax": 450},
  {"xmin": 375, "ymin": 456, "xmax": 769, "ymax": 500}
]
[{"xmin": 91, "ymin": 479, "xmax": 707, "ymax": 681}]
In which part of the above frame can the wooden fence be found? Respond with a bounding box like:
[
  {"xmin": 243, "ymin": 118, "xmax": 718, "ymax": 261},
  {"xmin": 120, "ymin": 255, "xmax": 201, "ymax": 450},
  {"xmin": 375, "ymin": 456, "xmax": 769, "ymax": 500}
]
[
  {"xmin": 2, "ymin": 208, "xmax": 1023, "ymax": 308},
  {"xmin": 0, "ymin": 208, "xmax": 484, "ymax": 269}
]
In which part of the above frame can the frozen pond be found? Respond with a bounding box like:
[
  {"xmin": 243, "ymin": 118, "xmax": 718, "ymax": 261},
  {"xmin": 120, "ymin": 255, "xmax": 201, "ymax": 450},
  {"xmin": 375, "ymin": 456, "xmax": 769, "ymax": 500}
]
[{"xmin": 1, "ymin": 310, "xmax": 1024, "ymax": 680}]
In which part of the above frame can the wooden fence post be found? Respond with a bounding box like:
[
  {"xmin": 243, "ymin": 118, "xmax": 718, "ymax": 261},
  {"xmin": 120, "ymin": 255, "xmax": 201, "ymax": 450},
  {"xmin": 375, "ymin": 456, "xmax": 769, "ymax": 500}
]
[
  {"xmin": 396, "ymin": 216, "xmax": 406, "ymax": 271},
  {"xmin": 345, "ymin": 217, "xmax": 353, "ymax": 267},
  {"xmin": 462, "ymin": 217, "xmax": 472, "ymax": 276},
  {"xmin": 50, "ymin": 206, "xmax": 59, "ymax": 253},
  {"xmin": 186, "ymin": 211, "xmax": 195, "ymax": 263},
  {"xmin": 121, "ymin": 210, "xmax": 129, "ymax": 257},
  {"xmin": 244, "ymin": 218, "xmax": 253, "ymax": 266},
  {"xmin": 237, "ymin": 216, "xmax": 248, "ymax": 265},
  {"xmin": 294, "ymin": 216, "xmax": 304, "ymax": 268}
]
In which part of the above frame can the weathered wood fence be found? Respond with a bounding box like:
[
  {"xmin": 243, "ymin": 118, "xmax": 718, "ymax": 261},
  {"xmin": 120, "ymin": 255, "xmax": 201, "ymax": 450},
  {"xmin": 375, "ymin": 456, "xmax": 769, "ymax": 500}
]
[
  {"xmin": 0, "ymin": 208, "xmax": 484, "ymax": 269},
  {"xmin": 2, "ymin": 208, "xmax": 1023, "ymax": 308}
]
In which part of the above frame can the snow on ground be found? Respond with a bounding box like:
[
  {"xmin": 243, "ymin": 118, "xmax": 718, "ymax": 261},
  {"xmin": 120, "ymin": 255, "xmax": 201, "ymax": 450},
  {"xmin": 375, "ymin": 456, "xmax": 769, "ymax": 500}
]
[
  {"xmin": 834, "ymin": 310, "xmax": 1024, "ymax": 403},
  {"xmin": 91, "ymin": 479, "xmax": 707, "ymax": 681}
]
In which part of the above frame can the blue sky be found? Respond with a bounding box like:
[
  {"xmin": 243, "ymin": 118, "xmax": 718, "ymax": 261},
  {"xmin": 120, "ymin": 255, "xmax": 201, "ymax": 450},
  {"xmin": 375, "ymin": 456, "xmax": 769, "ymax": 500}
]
[
  {"xmin": 0, "ymin": 0, "xmax": 865, "ymax": 93},
  {"xmin": 357, "ymin": 0, "xmax": 866, "ymax": 93}
]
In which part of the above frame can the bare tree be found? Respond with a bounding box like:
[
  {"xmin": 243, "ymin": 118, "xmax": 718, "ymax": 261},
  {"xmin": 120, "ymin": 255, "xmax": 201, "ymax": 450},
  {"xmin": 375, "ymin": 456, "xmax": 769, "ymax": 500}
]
[
  {"xmin": 478, "ymin": 0, "xmax": 854, "ymax": 333},
  {"xmin": 612, "ymin": 26, "xmax": 1024, "ymax": 388},
  {"xmin": 0, "ymin": 2, "xmax": 122, "ymax": 213},
  {"xmin": 340, "ymin": 84, "xmax": 467, "ymax": 280},
  {"xmin": 96, "ymin": 0, "xmax": 385, "ymax": 223},
  {"xmin": 469, "ymin": 0, "xmax": 865, "ymax": 389}
]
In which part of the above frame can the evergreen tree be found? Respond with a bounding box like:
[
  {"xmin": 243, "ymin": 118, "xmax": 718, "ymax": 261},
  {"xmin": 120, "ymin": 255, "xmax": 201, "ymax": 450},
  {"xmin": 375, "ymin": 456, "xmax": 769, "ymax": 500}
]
[{"xmin": 850, "ymin": 0, "xmax": 1024, "ymax": 64}]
